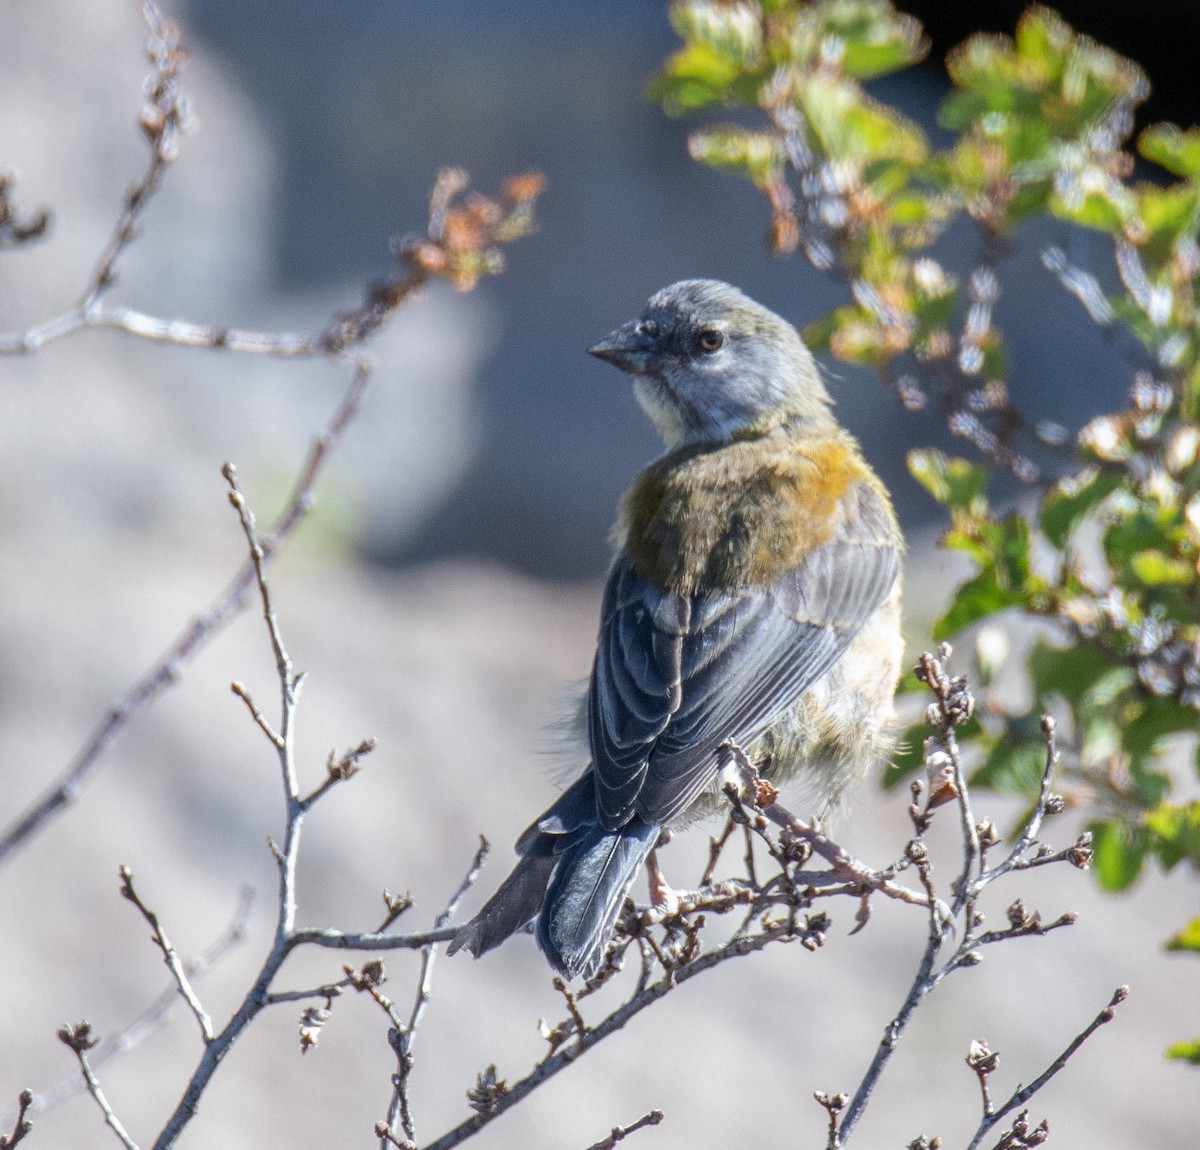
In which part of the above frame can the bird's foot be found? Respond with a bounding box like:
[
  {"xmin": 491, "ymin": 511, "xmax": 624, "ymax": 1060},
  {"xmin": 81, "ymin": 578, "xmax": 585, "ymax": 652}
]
[{"xmin": 646, "ymin": 844, "xmax": 679, "ymax": 913}]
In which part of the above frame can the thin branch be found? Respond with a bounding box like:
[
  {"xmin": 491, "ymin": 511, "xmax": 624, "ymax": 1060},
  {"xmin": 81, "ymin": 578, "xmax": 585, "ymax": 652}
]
[
  {"xmin": 830, "ymin": 649, "xmax": 1096, "ymax": 1147},
  {"xmin": 977, "ymin": 717, "xmax": 1061, "ymax": 888},
  {"xmin": 287, "ymin": 925, "xmax": 462, "ymax": 951},
  {"xmin": 965, "ymin": 987, "xmax": 1129, "ymax": 1150},
  {"xmin": 83, "ymin": 1, "xmax": 186, "ymax": 315},
  {"xmin": 24, "ymin": 888, "xmax": 251, "ymax": 1117},
  {"xmin": 0, "ymin": 157, "xmax": 542, "ymax": 866},
  {"xmin": 381, "ymin": 838, "xmax": 490, "ymax": 1149},
  {"xmin": 581, "ymin": 1110, "xmax": 664, "ymax": 1150},
  {"xmin": 420, "ymin": 923, "xmax": 794, "ymax": 1150},
  {"xmin": 0, "ymin": 164, "xmax": 542, "ymax": 358},
  {"xmin": 119, "ymin": 866, "xmax": 214, "ymax": 1043},
  {"xmin": 0, "ymin": 174, "xmax": 50, "ymax": 250},
  {"xmin": 300, "ymin": 738, "xmax": 377, "ymax": 811},
  {"xmin": 148, "ymin": 448, "xmax": 325, "ymax": 1149},
  {"xmin": 229, "ymin": 681, "xmax": 283, "ymax": 748},
  {"xmin": 0, "ymin": 1090, "xmax": 33, "ymax": 1150},
  {"xmin": 760, "ymin": 801, "xmax": 935, "ymax": 912},
  {"xmin": 57, "ymin": 1025, "xmax": 140, "ymax": 1150},
  {"xmin": 0, "ymin": 362, "xmax": 371, "ymax": 867}
]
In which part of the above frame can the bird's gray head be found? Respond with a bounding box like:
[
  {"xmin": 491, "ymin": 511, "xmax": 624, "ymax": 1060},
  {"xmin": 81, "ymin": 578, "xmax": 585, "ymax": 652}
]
[{"xmin": 588, "ymin": 279, "xmax": 833, "ymax": 447}]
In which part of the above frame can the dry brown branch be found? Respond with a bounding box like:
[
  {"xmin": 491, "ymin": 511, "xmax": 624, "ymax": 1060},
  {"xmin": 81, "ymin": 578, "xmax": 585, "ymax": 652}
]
[
  {"xmin": 118, "ymin": 866, "xmax": 214, "ymax": 1043},
  {"xmin": 0, "ymin": 0, "xmax": 542, "ymax": 872},
  {"xmin": 57, "ymin": 1024, "xmax": 140, "ymax": 1150},
  {"xmin": 105, "ymin": 468, "xmax": 492, "ymax": 1150},
  {"xmin": 23, "ymin": 889, "xmax": 251, "ymax": 1118},
  {"xmin": 0, "ymin": 1091, "xmax": 34, "ymax": 1150},
  {"xmin": 963, "ymin": 987, "xmax": 1129, "ymax": 1150},
  {"xmin": 0, "ymin": 360, "xmax": 371, "ymax": 868},
  {"xmin": 580, "ymin": 1110, "xmax": 664, "ymax": 1150},
  {"xmin": 0, "ymin": 174, "xmax": 49, "ymax": 249},
  {"xmin": 823, "ymin": 646, "xmax": 1104, "ymax": 1148},
  {"xmin": 379, "ymin": 838, "xmax": 491, "ymax": 1149}
]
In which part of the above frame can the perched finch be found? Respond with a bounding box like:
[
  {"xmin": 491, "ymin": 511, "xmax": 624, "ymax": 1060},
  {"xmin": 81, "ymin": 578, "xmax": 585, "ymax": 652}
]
[{"xmin": 451, "ymin": 279, "xmax": 903, "ymax": 979}]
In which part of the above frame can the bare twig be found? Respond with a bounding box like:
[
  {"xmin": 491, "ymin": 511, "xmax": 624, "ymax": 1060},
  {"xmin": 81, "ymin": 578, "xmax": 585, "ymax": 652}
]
[
  {"xmin": 287, "ymin": 925, "xmax": 462, "ymax": 951},
  {"xmin": 420, "ymin": 922, "xmax": 794, "ymax": 1150},
  {"xmin": 57, "ymin": 1024, "xmax": 140, "ymax": 1150},
  {"xmin": 148, "ymin": 461, "xmax": 312, "ymax": 1150},
  {"xmin": 0, "ymin": 1090, "xmax": 33, "ymax": 1150},
  {"xmin": 964, "ymin": 988, "xmax": 1129, "ymax": 1150},
  {"xmin": 0, "ymin": 153, "xmax": 541, "ymax": 865},
  {"xmin": 380, "ymin": 838, "xmax": 490, "ymax": 1149},
  {"xmin": 229, "ymin": 681, "xmax": 283, "ymax": 748},
  {"xmin": 0, "ymin": 174, "xmax": 49, "ymax": 250},
  {"xmin": 301, "ymin": 738, "xmax": 378, "ymax": 810},
  {"xmin": 265, "ymin": 974, "xmax": 354, "ymax": 1008},
  {"xmin": 82, "ymin": 1, "xmax": 187, "ymax": 316},
  {"xmin": 118, "ymin": 865, "xmax": 214, "ymax": 1043},
  {"xmin": 581, "ymin": 1110, "xmax": 664, "ymax": 1150},
  {"xmin": 23, "ymin": 888, "xmax": 251, "ymax": 1118},
  {"xmin": 142, "ymin": 472, "xmax": 488, "ymax": 1149},
  {"xmin": 828, "ymin": 649, "xmax": 1102, "ymax": 1147},
  {"xmin": 0, "ymin": 361, "xmax": 371, "ymax": 867},
  {"xmin": 0, "ymin": 160, "xmax": 542, "ymax": 358}
]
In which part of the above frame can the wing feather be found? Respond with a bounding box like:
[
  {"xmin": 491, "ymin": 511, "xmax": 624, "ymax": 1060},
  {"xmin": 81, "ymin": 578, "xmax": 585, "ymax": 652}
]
[{"xmin": 588, "ymin": 481, "xmax": 899, "ymax": 829}]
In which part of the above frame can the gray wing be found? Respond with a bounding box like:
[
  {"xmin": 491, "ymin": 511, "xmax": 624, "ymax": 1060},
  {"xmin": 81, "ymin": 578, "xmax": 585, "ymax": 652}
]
[{"xmin": 587, "ymin": 482, "xmax": 899, "ymax": 830}]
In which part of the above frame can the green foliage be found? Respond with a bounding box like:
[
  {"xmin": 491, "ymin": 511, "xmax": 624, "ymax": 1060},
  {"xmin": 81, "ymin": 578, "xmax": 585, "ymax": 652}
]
[
  {"xmin": 659, "ymin": 1, "xmax": 1200, "ymax": 1056},
  {"xmin": 907, "ymin": 449, "xmax": 988, "ymax": 513},
  {"xmin": 1166, "ymin": 918, "xmax": 1200, "ymax": 952},
  {"xmin": 1166, "ymin": 1038, "xmax": 1200, "ymax": 1065}
]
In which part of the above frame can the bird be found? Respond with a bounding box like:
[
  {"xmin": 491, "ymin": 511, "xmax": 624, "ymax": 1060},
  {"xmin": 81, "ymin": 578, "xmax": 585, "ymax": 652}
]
[{"xmin": 449, "ymin": 279, "xmax": 903, "ymax": 980}]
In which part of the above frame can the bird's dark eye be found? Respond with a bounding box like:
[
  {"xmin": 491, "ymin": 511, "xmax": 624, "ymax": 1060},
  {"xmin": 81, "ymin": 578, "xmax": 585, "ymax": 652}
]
[
  {"xmin": 636, "ymin": 320, "xmax": 658, "ymax": 337},
  {"xmin": 697, "ymin": 329, "xmax": 724, "ymax": 353}
]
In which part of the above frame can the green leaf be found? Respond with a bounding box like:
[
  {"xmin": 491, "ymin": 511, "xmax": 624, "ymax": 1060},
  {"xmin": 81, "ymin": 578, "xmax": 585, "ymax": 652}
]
[
  {"xmin": 1166, "ymin": 1037, "xmax": 1200, "ymax": 1065},
  {"xmin": 1040, "ymin": 467, "xmax": 1122, "ymax": 549},
  {"xmin": 687, "ymin": 128, "xmax": 782, "ymax": 188},
  {"xmin": 1051, "ymin": 187, "xmax": 1129, "ymax": 233},
  {"xmin": 809, "ymin": 2, "xmax": 928, "ymax": 80},
  {"xmin": 1105, "ymin": 512, "xmax": 1176, "ymax": 568},
  {"xmin": 669, "ymin": 1, "xmax": 763, "ymax": 63},
  {"xmin": 802, "ymin": 311, "xmax": 841, "ymax": 355},
  {"xmin": 1090, "ymin": 816, "xmax": 1150, "ymax": 891},
  {"xmin": 934, "ymin": 566, "xmax": 1023, "ymax": 640},
  {"xmin": 1124, "ymin": 697, "xmax": 1200, "ymax": 757},
  {"xmin": 840, "ymin": 37, "xmax": 925, "ymax": 80},
  {"xmin": 1139, "ymin": 123, "xmax": 1200, "ymax": 178},
  {"xmin": 907, "ymin": 449, "xmax": 988, "ymax": 512},
  {"xmin": 1128, "ymin": 550, "xmax": 1194, "ymax": 585},
  {"xmin": 993, "ymin": 513, "xmax": 1032, "ymax": 589},
  {"xmin": 972, "ymin": 737, "xmax": 1048, "ymax": 797},
  {"xmin": 1145, "ymin": 801, "xmax": 1200, "ymax": 872},
  {"xmin": 798, "ymin": 73, "xmax": 927, "ymax": 165},
  {"xmin": 654, "ymin": 35, "xmax": 761, "ymax": 114},
  {"xmin": 1166, "ymin": 917, "xmax": 1200, "ymax": 953},
  {"xmin": 1138, "ymin": 183, "xmax": 1200, "ymax": 267},
  {"xmin": 1029, "ymin": 639, "xmax": 1124, "ymax": 706},
  {"xmin": 1005, "ymin": 180, "xmax": 1054, "ymax": 224}
]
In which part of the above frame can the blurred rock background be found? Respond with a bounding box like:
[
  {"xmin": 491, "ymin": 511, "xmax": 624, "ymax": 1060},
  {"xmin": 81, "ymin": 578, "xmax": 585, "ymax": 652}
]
[{"xmin": 0, "ymin": 2, "xmax": 1195, "ymax": 1148}]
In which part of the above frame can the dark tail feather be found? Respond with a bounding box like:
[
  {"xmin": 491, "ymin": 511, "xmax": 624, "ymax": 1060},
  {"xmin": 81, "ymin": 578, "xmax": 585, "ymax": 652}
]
[
  {"xmin": 448, "ymin": 835, "xmax": 557, "ymax": 959},
  {"xmin": 537, "ymin": 819, "xmax": 659, "ymax": 980}
]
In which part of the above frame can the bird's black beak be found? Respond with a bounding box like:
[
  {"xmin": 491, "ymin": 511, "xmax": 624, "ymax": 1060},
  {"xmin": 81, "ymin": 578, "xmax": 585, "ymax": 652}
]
[{"xmin": 588, "ymin": 321, "xmax": 656, "ymax": 374}]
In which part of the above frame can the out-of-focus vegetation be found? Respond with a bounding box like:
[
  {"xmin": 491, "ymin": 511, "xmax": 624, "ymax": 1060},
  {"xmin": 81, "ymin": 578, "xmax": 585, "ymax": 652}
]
[{"xmin": 656, "ymin": 0, "xmax": 1200, "ymax": 1057}]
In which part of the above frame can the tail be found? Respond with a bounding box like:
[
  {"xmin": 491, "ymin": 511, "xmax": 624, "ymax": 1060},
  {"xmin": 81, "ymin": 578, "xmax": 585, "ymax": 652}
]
[
  {"xmin": 447, "ymin": 833, "xmax": 557, "ymax": 961},
  {"xmin": 449, "ymin": 772, "xmax": 659, "ymax": 979},
  {"xmin": 537, "ymin": 818, "xmax": 658, "ymax": 980},
  {"xmin": 449, "ymin": 772, "xmax": 597, "ymax": 962}
]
